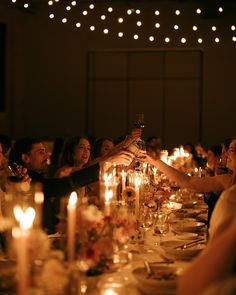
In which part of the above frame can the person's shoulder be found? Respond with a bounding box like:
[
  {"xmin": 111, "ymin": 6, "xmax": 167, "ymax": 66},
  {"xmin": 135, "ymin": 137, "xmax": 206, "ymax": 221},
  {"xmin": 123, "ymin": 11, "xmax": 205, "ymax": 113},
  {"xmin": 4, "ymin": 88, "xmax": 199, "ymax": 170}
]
[{"xmin": 220, "ymin": 183, "xmax": 236, "ymax": 203}]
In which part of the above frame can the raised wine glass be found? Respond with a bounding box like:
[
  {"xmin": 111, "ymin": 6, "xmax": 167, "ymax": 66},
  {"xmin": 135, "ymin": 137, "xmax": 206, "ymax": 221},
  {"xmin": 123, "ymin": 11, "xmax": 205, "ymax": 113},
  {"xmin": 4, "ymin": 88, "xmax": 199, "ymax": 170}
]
[{"xmin": 133, "ymin": 114, "xmax": 146, "ymax": 166}]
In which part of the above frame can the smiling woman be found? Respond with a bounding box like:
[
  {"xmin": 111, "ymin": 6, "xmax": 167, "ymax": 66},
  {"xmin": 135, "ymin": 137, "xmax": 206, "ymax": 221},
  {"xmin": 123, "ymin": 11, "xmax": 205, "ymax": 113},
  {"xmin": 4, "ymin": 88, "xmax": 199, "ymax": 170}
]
[{"xmin": 59, "ymin": 136, "xmax": 91, "ymax": 172}]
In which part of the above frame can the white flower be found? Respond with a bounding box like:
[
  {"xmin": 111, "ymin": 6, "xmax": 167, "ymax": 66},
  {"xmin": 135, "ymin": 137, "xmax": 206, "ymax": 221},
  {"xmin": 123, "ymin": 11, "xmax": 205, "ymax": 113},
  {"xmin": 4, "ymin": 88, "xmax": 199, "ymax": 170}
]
[
  {"xmin": 39, "ymin": 259, "xmax": 68, "ymax": 295},
  {"xmin": 81, "ymin": 205, "xmax": 103, "ymax": 222}
]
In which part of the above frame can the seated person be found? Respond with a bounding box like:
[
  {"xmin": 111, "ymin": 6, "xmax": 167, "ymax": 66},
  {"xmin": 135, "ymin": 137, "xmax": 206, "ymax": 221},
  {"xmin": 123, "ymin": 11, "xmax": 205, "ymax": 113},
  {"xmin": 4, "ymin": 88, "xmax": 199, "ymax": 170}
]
[
  {"xmin": 92, "ymin": 137, "xmax": 114, "ymax": 159},
  {"xmin": 178, "ymin": 216, "xmax": 236, "ymax": 295},
  {"xmin": 8, "ymin": 136, "xmax": 136, "ymax": 233},
  {"xmin": 144, "ymin": 137, "xmax": 236, "ymax": 197}
]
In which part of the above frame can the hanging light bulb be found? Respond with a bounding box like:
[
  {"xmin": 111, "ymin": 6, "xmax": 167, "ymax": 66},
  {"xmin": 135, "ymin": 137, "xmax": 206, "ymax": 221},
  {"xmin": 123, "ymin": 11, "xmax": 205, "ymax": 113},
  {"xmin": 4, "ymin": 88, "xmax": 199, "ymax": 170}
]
[{"xmin": 198, "ymin": 38, "xmax": 203, "ymax": 44}]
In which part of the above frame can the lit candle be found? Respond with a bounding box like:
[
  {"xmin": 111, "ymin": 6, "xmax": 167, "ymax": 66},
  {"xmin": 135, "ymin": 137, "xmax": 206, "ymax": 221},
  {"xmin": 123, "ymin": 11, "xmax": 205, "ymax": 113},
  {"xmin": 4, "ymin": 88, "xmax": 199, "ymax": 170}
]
[
  {"xmin": 104, "ymin": 188, "xmax": 113, "ymax": 216},
  {"xmin": 134, "ymin": 174, "xmax": 141, "ymax": 220},
  {"xmin": 34, "ymin": 191, "xmax": 44, "ymax": 227},
  {"xmin": 67, "ymin": 191, "xmax": 78, "ymax": 264},
  {"xmin": 121, "ymin": 169, "xmax": 126, "ymax": 204},
  {"xmin": 13, "ymin": 207, "xmax": 35, "ymax": 295}
]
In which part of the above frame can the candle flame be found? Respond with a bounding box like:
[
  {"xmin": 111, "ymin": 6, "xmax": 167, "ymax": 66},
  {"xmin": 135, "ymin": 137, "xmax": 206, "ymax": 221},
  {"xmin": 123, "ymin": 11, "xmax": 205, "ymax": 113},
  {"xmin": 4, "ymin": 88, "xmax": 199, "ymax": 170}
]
[
  {"xmin": 34, "ymin": 192, "xmax": 44, "ymax": 204},
  {"xmin": 134, "ymin": 175, "xmax": 141, "ymax": 188},
  {"xmin": 69, "ymin": 191, "xmax": 78, "ymax": 206},
  {"xmin": 105, "ymin": 189, "xmax": 113, "ymax": 202},
  {"xmin": 20, "ymin": 207, "xmax": 36, "ymax": 230},
  {"xmin": 14, "ymin": 205, "xmax": 24, "ymax": 222},
  {"xmin": 14, "ymin": 206, "xmax": 36, "ymax": 230}
]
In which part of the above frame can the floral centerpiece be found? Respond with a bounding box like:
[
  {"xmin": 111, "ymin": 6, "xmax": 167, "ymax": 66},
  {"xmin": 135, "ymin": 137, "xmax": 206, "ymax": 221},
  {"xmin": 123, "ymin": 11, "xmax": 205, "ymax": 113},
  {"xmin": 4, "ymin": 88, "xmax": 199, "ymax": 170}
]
[{"xmin": 74, "ymin": 205, "xmax": 135, "ymax": 276}]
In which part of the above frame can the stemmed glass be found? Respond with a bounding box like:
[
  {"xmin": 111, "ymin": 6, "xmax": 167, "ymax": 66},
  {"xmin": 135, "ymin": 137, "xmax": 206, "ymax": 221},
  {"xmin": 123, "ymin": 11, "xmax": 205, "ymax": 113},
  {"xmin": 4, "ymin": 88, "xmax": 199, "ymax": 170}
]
[
  {"xmin": 137, "ymin": 207, "xmax": 156, "ymax": 253},
  {"xmin": 153, "ymin": 210, "xmax": 170, "ymax": 246},
  {"xmin": 132, "ymin": 114, "xmax": 146, "ymax": 167},
  {"xmin": 98, "ymin": 241, "xmax": 132, "ymax": 290}
]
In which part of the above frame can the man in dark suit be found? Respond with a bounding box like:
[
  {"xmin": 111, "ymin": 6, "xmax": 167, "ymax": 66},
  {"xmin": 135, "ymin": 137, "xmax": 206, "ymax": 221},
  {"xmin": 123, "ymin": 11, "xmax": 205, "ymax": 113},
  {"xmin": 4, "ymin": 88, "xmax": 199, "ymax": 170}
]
[{"xmin": 8, "ymin": 137, "xmax": 135, "ymax": 233}]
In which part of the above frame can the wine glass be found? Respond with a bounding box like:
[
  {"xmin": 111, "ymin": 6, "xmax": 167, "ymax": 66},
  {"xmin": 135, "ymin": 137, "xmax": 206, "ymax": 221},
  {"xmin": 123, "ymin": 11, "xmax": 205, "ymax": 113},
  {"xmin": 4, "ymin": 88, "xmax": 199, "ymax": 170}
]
[
  {"xmin": 133, "ymin": 114, "xmax": 146, "ymax": 167},
  {"xmin": 134, "ymin": 113, "xmax": 145, "ymax": 129},
  {"xmin": 153, "ymin": 210, "xmax": 169, "ymax": 246}
]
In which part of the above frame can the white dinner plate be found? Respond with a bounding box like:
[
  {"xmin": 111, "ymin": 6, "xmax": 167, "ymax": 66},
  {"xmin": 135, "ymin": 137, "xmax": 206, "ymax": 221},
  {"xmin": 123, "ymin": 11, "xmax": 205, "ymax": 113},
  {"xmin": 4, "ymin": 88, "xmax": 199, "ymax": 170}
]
[
  {"xmin": 174, "ymin": 208, "xmax": 201, "ymax": 218},
  {"xmin": 161, "ymin": 240, "xmax": 205, "ymax": 261},
  {"xmin": 133, "ymin": 264, "xmax": 180, "ymax": 294},
  {"xmin": 171, "ymin": 221, "xmax": 205, "ymax": 233},
  {"xmin": 175, "ymin": 233, "xmax": 199, "ymax": 240}
]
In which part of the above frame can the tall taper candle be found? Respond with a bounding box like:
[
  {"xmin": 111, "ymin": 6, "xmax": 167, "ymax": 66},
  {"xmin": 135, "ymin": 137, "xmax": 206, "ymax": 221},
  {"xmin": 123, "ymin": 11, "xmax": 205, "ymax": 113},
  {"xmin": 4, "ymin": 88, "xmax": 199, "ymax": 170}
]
[{"xmin": 67, "ymin": 191, "xmax": 78, "ymax": 264}]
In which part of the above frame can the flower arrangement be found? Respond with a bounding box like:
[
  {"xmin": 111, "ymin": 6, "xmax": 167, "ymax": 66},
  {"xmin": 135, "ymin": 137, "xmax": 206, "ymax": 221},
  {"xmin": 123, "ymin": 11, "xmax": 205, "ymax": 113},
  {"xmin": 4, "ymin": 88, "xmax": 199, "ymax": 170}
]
[{"xmin": 74, "ymin": 205, "xmax": 135, "ymax": 276}]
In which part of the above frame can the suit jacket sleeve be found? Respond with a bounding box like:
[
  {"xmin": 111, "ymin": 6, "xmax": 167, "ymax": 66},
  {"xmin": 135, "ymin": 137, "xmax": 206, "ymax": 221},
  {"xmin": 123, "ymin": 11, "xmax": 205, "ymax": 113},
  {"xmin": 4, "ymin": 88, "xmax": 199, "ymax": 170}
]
[{"xmin": 42, "ymin": 163, "xmax": 100, "ymax": 198}]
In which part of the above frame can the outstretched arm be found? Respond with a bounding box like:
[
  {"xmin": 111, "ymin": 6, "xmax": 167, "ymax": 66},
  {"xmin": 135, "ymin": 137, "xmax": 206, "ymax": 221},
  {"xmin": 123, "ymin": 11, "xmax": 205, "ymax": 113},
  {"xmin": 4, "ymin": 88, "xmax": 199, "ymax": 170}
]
[{"xmin": 145, "ymin": 154, "xmax": 230, "ymax": 192}]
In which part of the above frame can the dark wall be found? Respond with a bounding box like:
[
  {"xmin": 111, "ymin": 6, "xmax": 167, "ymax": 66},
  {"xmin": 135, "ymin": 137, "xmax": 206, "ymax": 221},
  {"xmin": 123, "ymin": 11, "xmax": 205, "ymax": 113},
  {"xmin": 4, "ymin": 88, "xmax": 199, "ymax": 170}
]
[{"xmin": 0, "ymin": 1, "xmax": 235, "ymax": 148}]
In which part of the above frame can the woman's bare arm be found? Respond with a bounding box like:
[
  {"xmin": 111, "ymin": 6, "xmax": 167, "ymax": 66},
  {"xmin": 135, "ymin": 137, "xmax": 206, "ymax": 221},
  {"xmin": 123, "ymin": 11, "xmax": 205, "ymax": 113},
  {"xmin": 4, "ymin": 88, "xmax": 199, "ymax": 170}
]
[{"xmin": 146, "ymin": 154, "xmax": 232, "ymax": 192}]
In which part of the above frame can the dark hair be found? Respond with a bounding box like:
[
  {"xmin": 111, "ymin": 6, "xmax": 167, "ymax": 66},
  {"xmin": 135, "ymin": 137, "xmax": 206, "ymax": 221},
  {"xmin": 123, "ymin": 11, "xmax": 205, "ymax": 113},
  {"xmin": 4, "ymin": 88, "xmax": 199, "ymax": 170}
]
[
  {"xmin": 92, "ymin": 137, "xmax": 114, "ymax": 159},
  {"xmin": 221, "ymin": 138, "xmax": 231, "ymax": 151},
  {"xmin": 50, "ymin": 137, "xmax": 64, "ymax": 165},
  {"xmin": 60, "ymin": 136, "xmax": 90, "ymax": 166},
  {"xmin": 0, "ymin": 134, "xmax": 12, "ymax": 155},
  {"xmin": 208, "ymin": 145, "xmax": 222, "ymax": 157},
  {"xmin": 8, "ymin": 137, "xmax": 41, "ymax": 166}
]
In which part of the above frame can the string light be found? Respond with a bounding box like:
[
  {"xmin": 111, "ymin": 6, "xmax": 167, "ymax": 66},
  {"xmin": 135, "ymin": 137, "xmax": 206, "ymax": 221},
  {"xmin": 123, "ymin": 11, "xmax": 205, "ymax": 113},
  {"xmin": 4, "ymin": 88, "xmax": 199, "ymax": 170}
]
[
  {"xmin": 198, "ymin": 38, "xmax": 203, "ymax": 44},
  {"xmin": 196, "ymin": 8, "xmax": 201, "ymax": 14},
  {"xmin": 10, "ymin": 1, "xmax": 236, "ymax": 44}
]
